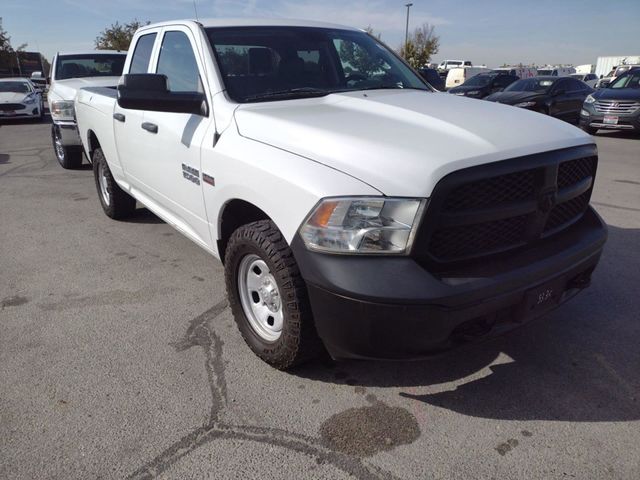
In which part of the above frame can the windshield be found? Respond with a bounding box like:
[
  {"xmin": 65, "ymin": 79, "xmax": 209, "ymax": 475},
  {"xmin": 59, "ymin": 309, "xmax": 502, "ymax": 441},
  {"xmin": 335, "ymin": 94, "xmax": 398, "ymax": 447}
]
[
  {"xmin": 610, "ymin": 71, "xmax": 640, "ymax": 89},
  {"xmin": 205, "ymin": 26, "xmax": 428, "ymax": 103},
  {"xmin": 55, "ymin": 54, "xmax": 126, "ymax": 80},
  {"xmin": 505, "ymin": 78, "xmax": 555, "ymax": 93},
  {"xmin": 463, "ymin": 74, "xmax": 493, "ymax": 87},
  {"xmin": 0, "ymin": 81, "xmax": 31, "ymax": 93}
]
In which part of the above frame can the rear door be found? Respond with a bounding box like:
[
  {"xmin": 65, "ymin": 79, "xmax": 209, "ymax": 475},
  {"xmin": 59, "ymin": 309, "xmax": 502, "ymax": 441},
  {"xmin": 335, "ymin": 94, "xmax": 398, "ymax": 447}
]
[
  {"xmin": 114, "ymin": 31, "xmax": 159, "ymax": 178},
  {"xmin": 549, "ymin": 79, "xmax": 573, "ymax": 120},
  {"xmin": 136, "ymin": 26, "xmax": 214, "ymax": 249}
]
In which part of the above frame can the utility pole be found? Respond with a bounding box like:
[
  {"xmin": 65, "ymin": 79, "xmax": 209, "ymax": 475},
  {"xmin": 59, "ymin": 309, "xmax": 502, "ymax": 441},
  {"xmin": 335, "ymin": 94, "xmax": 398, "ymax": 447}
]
[{"xmin": 404, "ymin": 3, "xmax": 413, "ymax": 52}]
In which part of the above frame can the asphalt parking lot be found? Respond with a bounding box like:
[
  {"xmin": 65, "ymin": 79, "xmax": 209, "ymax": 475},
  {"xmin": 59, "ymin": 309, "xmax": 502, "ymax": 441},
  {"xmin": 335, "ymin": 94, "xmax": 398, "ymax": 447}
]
[{"xmin": 1, "ymin": 115, "xmax": 639, "ymax": 480}]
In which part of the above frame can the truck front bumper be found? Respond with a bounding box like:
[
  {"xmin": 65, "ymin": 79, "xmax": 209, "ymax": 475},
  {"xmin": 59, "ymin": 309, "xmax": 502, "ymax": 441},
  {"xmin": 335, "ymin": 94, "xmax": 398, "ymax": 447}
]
[
  {"xmin": 292, "ymin": 207, "xmax": 607, "ymax": 360},
  {"xmin": 52, "ymin": 120, "xmax": 82, "ymax": 146}
]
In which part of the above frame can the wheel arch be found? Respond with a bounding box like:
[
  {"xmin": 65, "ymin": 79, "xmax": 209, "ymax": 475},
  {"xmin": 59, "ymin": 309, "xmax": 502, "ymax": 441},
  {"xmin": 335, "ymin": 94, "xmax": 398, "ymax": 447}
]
[
  {"xmin": 217, "ymin": 199, "xmax": 271, "ymax": 263},
  {"xmin": 87, "ymin": 129, "xmax": 101, "ymax": 160}
]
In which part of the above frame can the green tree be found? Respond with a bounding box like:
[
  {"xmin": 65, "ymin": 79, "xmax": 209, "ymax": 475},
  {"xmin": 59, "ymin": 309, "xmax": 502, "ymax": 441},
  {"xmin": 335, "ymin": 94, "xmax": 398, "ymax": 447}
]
[
  {"xmin": 364, "ymin": 26, "xmax": 382, "ymax": 41},
  {"xmin": 399, "ymin": 23, "xmax": 440, "ymax": 69},
  {"xmin": 95, "ymin": 19, "xmax": 148, "ymax": 51}
]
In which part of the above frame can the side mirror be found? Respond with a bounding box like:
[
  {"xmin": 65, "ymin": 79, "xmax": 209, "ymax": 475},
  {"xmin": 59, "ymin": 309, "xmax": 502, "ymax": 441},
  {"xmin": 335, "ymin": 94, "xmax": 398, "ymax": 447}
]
[{"xmin": 117, "ymin": 74, "xmax": 207, "ymax": 115}]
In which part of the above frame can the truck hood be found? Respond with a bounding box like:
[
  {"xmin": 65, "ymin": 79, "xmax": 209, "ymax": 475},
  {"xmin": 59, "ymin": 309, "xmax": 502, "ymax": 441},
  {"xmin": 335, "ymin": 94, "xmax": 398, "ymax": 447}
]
[
  {"xmin": 234, "ymin": 90, "xmax": 592, "ymax": 196},
  {"xmin": 51, "ymin": 77, "xmax": 121, "ymax": 100},
  {"xmin": 0, "ymin": 92, "xmax": 29, "ymax": 103}
]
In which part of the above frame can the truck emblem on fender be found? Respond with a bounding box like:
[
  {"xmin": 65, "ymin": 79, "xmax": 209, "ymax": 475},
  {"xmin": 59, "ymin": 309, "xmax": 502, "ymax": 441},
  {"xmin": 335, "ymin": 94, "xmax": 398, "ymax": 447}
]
[{"xmin": 182, "ymin": 163, "xmax": 200, "ymax": 185}]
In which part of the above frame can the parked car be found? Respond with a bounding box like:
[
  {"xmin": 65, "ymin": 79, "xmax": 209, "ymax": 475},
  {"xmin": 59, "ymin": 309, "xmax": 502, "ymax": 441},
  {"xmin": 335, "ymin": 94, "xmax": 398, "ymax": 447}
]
[
  {"xmin": 417, "ymin": 67, "xmax": 445, "ymax": 91},
  {"xmin": 449, "ymin": 73, "xmax": 518, "ymax": 99},
  {"xmin": 485, "ymin": 76, "xmax": 594, "ymax": 123},
  {"xmin": 580, "ymin": 67, "xmax": 640, "ymax": 135},
  {"xmin": 437, "ymin": 59, "xmax": 472, "ymax": 73},
  {"xmin": 0, "ymin": 77, "xmax": 44, "ymax": 121},
  {"xmin": 48, "ymin": 50, "xmax": 127, "ymax": 169},
  {"xmin": 570, "ymin": 73, "xmax": 598, "ymax": 88},
  {"xmin": 492, "ymin": 67, "xmax": 538, "ymax": 79},
  {"xmin": 445, "ymin": 66, "xmax": 491, "ymax": 89},
  {"xmin": 536, "ymin": 66, "xmax": 576, "ymax": 77},
  {"xmin": 596, "ymin": 64, "xmax": 640, "ymax": 89},
  {"xmin": 75, "ymin": 19, "xmax": 606, "ymax": 370}
]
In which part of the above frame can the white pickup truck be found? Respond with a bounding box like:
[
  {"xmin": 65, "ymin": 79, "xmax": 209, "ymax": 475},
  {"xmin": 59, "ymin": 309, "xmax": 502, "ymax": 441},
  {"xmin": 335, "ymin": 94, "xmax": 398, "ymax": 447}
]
[
  {"xmin": 48, "ymin": 50, "xmax": 126, "ymax": 168},
  {"xmin": 75, "ymin": 19, "xmax": 607, "ymax": 369}
]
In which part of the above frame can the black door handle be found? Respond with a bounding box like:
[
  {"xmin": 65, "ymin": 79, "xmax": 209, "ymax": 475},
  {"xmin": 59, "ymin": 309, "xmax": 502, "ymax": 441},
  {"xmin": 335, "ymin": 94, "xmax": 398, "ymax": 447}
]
[
  {"xmin": 113, "ymin": 113, "xmax": 125, "ymax": 122},
  {"xmin": 141, "ymin": 122, "xmax": 158, "ymax": 134}
]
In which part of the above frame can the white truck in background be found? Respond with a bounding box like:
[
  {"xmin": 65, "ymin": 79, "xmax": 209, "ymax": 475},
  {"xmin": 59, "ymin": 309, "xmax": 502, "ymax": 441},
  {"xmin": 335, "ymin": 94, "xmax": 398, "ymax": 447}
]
[
  {"xmin": 74, "ymin": 19, "xmax": 607, "ymax": 370},
  {"xmin": 445, "ymin": 66, "xmax": 491, "ymax": 89},
  {"xmin": 48, "ymin": 50, "xmax": 126, "ymax": 168}
]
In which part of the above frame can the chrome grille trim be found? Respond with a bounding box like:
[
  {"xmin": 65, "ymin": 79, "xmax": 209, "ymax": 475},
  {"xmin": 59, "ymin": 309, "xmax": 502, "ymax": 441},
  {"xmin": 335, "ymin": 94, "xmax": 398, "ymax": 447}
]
[{"xmin": 593, "ymin": 100, "xmax": 640, "ymax": 115}]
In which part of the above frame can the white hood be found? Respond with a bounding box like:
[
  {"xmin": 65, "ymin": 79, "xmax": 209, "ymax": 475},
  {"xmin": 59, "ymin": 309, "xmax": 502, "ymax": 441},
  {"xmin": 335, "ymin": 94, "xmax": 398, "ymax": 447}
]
[
  {"xmin": 234, "ymin": 90, "xmax": 593, "ymax": 197},
  {"xmin": 51, "ymin": 76, "xmax": 121, "ymax": 101},
  {"xmin": 0, "ymin": 92, "xmax": 29, "ymax": 103}
]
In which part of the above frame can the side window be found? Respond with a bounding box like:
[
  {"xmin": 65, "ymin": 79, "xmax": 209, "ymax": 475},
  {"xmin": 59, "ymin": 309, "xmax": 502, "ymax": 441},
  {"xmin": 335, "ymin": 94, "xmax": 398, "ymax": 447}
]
[
  {"xmin": 129, "ymin": 33, "xmax": 157, "ymax": 74},
  {"xmin": 554, "ymin": 79, "xmax": 569, "ymax": 92},
  {"xmin": 156, "ymin": 31, "xmax": 203, "ymax": 93}
]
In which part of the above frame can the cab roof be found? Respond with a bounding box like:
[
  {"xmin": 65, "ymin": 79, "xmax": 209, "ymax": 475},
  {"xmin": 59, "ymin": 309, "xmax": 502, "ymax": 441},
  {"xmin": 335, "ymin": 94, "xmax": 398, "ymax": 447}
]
[{"xmin": 139, "ymin": 18, "xmax": 360, "ymax": 32}]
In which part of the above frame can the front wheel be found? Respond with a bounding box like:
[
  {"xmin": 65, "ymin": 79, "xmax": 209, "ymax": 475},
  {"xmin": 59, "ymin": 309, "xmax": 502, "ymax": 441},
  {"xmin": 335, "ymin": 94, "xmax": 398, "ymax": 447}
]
[
  {"xmin": 224, "ymin": 220, "xmax": 322, "ymax": 369},
  {"xmin": 51, "ymin": 124, "xmax": 82, "ymax": 169},
  {"xmin": 582, "ymin": 125, "xmax": 598, "ymax": 135},
  {"xmin": 92, "ymin": 148, "xmax": 136, "ymax": 219}
]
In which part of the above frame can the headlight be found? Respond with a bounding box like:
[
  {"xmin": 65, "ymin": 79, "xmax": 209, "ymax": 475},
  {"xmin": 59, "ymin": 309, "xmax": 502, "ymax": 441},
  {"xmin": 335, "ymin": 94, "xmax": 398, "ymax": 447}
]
[
  {"xmin": 51, "ymin": 100, "xmax": 75, "ymax": 119},
  {"xmin": 299, "ymin": 197, "xmax": 425, "ymax": 254},
  {"xmin": 466, "ymin": 90, "xmax": 480, "ymax": 96},
  {"xmin": 584, "ymin": 94, "xmax": 596, "ymax": 104},
  {"xmin": 23, "ymin": 94, "xmax": 37, "ymax": 104},
  {"xmin": 514, "ymin": 101, "xmax": 537, "ymax": 108}
]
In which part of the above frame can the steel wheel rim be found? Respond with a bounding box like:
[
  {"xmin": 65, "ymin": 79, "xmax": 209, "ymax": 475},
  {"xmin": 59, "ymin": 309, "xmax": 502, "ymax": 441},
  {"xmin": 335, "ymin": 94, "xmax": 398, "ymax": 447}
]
[
  {"xmin": 237, "ymin": 254, "xmax": 283, "ymax": 342},
  {"xmin": 54, "ymin": 128, "xmax": 65, "ymax": 161},
  {"xmin": 98, "ymin": 161, "xmax": 110, "ymax": 206}
]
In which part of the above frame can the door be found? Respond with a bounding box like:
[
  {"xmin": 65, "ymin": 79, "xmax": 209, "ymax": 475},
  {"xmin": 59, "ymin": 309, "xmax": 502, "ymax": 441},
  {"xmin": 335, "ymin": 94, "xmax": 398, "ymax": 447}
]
[
  {"xmin": 136, "ymin": 27, "xmax": 214, "ymax": 249},
  {"xmin": 548, "ymin": 79, "xmax": 573, "ymax": 121},
  {"xmin": 114, "ymin": 31, "xmax": 159, "ymax": 177}
]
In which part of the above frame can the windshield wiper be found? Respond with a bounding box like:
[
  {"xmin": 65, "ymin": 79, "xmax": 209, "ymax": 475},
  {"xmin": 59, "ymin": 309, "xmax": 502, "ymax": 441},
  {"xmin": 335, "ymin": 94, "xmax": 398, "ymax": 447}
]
[{"xmin": 244, "ymin": 88, "xmax": 330, "ymax": 102}]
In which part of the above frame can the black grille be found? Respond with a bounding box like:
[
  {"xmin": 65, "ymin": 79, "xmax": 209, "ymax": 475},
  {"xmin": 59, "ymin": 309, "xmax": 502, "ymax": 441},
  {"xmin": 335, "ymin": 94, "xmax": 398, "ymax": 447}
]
[
  {"xmin": 429, "ymin": 215, "xmax": 528, "ymax": 260},
  {"xmin": 415, "ymin": 146, "xmax": 598, "ymax": 265},
  {"xmin": 0, "ymin": 103, "xmax": 24, "ymax": 111},
  {"xmin": 444, "ymin": 169, "xmax": 536, "ymax": 211},
  {"xmin": 557, "ymin": 157, "xmax": 596, "ymax": 189},
  {"xmin": 544, "ymin": 191, "xmax": 591, "ymax": 233}
]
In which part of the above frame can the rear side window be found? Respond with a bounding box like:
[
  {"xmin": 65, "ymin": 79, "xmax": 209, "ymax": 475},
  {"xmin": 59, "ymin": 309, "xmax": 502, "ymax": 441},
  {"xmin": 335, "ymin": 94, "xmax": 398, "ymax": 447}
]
[
  {"xmin": 129, "ymin": 33, "xmax": 157, "ymax": 74},
  {"xmin": 156, "ymin": 31, "xmax": 203, "ymax": 93}
]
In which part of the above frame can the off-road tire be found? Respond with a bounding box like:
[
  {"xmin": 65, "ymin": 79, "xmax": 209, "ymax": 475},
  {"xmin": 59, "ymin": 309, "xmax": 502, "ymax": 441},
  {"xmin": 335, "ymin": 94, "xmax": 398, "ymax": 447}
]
[
  {"xmin": 225, "ymin": 220, "xmax": 322, "ymax": 369},
  {"xmin": 92, "ymin": 148, "xmax": 136, "ymax": 219}
]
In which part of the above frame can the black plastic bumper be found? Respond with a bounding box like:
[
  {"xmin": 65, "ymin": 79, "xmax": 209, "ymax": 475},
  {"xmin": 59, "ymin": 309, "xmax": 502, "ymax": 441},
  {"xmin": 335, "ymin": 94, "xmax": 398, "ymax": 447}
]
[{"xmin": 291, "ymin": 207, "xmax": 607, "ymax": 360}]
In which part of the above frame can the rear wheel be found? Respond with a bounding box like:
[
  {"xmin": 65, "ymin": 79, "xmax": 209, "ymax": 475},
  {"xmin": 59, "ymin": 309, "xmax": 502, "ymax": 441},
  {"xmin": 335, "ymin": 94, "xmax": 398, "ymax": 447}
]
[
  {"xmin": 51, "ymin": 124, "xmax": 82, "ymax": 169},
  {"xmin": 225, "ymin": 220, "xmax": 322, "ymax": 369},
  {"xmin": 92, "ymin": 148, "xmax": 136, "ymax": 219}
]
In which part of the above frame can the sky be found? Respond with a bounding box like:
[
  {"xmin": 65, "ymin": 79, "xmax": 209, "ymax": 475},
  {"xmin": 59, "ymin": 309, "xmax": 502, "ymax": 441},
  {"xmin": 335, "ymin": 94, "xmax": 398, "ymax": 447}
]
[{"xmin": 1, "ymin": 0, "xmax": 639, "ymax": 67}]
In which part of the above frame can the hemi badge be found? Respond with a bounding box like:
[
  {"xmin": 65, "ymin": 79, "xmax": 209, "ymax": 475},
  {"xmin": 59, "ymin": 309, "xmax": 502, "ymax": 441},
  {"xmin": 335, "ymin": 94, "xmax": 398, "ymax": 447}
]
[{"xmin": 203, "ymin": 173, "xmax": 215, "ymax": 186}]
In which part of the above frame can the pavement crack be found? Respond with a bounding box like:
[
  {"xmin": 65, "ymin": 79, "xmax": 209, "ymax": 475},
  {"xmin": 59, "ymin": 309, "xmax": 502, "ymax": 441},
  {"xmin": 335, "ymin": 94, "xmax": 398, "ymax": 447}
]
[{"xmin": 130, "ymin": 303, "xmax": 403, "ymax": 480}]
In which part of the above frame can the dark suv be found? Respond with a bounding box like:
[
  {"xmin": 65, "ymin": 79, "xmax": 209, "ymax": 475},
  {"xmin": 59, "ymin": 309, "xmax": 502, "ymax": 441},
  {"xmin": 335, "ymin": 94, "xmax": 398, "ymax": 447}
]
[{"xmin": 580, "ymin": 67, "xmax": 640, "ymax": 135}]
